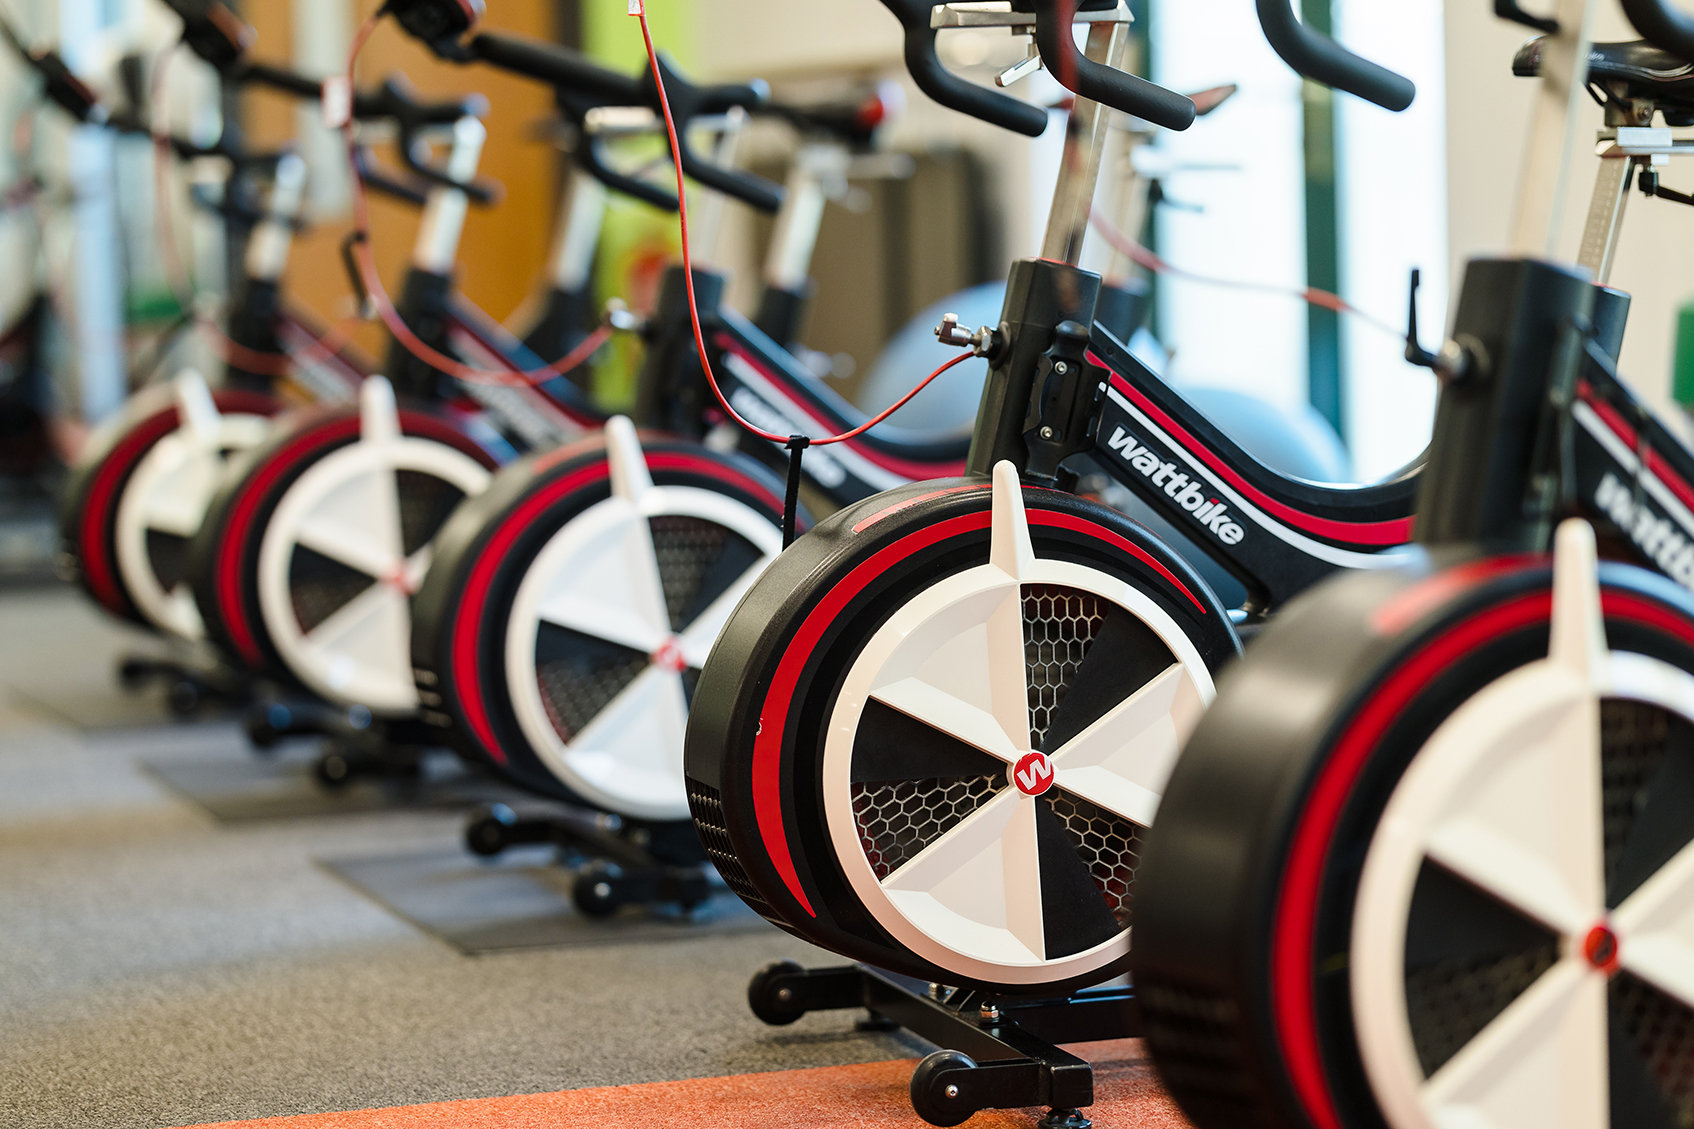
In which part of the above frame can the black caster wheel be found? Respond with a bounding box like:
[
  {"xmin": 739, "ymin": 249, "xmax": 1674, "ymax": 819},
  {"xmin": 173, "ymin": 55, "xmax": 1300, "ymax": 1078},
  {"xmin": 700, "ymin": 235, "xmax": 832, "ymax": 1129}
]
[
  {"xmin": 166, "ymin": 678, "xmax": 203, "ymax": 717},
  {"xmin": 910, "ymin": 1050, "xmax": 979, "ymax": 1127},
  {"xmin": 116, "ymin": 657, "xmax": 151, "ymax": 691},
  {"xmin": 243, "ymin": 703, "xmax": 287, "ymax": 752},
  {"xmin": 464, "ymin": 803, "xmax": 517, "ymax": 857},
  {"xmin": 1036, "ymin": 1110, "xmax": 1091, "ymax": 1129},
  {"xmin": 746, "ymin": 960, "xmax": 807, "ymax": 1026},
  {"xmin": 315, "ymin": 748, "xmax": 355, "ymax": 788},
  {"xmin": 572, "ymin": 863, "xmax": 620, "ymax": 918}
]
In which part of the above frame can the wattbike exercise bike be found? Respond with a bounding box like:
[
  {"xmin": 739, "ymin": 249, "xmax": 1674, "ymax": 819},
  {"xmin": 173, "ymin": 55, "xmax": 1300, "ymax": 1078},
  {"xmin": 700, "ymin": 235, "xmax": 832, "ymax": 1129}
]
[
  {"xmin": 684, "ymin": 0, "xmax": 1421, "ymax": 996},
  {"xmin": 1131, "ymin": 1, "xmax": 1694, "ymax": 1127}
]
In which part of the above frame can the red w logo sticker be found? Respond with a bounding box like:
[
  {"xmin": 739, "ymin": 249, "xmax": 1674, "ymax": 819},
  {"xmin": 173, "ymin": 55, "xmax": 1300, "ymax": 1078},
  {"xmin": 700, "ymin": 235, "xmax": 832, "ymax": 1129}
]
[{"xmin": 1013, "ymin": 751, "xmax": 1055, "ymax": 797}]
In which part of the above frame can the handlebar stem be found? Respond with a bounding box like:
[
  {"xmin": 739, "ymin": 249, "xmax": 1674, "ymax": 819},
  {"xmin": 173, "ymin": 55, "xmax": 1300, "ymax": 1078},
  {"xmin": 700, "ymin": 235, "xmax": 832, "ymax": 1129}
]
[
  {"xmin": 764, "ymin": 142, "xmax": 848, "ymax": 291},
  {"xmin": 244, "ymin": 152, "xmax": 308, "ymax": 283},
  {"xmin": 1041, "ymin": 20, "xmax": 1128, "ymax": 265},
  {"xmin": 412, "ymin": 116, "xmax": 487, "ymax": 273},
  {"xmin": 546, "ymin": 165, "xmax": 608, "ymax": 292}
]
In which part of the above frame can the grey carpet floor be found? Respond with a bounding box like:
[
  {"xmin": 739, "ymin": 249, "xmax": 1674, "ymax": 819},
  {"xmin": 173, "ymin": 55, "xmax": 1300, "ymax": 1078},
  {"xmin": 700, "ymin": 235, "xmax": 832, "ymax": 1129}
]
[{"xmin": 0, "ymin": 587, "xmax": 918, "ymax": 1129}]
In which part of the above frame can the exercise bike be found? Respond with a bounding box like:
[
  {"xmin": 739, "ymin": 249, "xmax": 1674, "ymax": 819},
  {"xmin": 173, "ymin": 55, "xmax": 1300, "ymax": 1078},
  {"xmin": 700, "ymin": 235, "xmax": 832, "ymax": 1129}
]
[
  {"xmin": 1132, "ymin": 1, "xmax": 1694, "ymax": 1127},
  {"xmin": 680, "ymin": 0, "xmax": 1427, "ymax": 1008}
]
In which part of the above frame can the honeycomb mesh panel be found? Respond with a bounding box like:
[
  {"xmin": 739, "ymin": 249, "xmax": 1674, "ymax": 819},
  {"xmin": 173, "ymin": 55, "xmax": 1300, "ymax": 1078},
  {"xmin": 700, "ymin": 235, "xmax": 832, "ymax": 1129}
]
[
  {"xmin": 650, "ymin": 516, "xmax": 732, "ymax": 633},
  {"xmin": 1022, "ymin": 584, "xmax": 1106, "ymax": 750},
  {"xmin": 851, "ymin": 775, "xmax": 1003, "ymax": 881},
  {"xmin": 687, "ymin": 779, "xmax": 769, "ymax": 912},
  {"xmin": 288, "ymin": 545, "xmax": 376, "ymax": 634},
  {"xmin": 1405, "ymin": 944, "xmax": 1559, "ymax": 1077},
  {"xmin": 1046, "ymin": 790, "xmax": 1139, "ymax": 928},
  {"xmin": 534, "ymin": 637, "xmax": 647, "ymax": 743},
  {"xmin": 1615, "ymin": 971, "xmax": 1694, "ymax": 1123},
  {"xmin": 1602, "ymin": 698, "xmax": 1673, "ymax": 899},
  {"xmin": 395, "ymin": 470, "xmax": 466, "ymax": 558}
]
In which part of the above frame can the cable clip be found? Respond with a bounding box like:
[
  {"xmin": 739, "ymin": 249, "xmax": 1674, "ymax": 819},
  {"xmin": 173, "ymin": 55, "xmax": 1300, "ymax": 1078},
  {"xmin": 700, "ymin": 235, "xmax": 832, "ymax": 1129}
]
[{"xmin": 782, "ymin": 435, "xmax": 810, "ymax": 548}]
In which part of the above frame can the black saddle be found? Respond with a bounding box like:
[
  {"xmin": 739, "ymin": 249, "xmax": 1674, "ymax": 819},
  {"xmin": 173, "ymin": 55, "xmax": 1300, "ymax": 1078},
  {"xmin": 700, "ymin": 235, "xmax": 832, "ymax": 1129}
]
[{"xmin": 1515, "ymin": 37, "xmax": 1694, "ymax": 122}]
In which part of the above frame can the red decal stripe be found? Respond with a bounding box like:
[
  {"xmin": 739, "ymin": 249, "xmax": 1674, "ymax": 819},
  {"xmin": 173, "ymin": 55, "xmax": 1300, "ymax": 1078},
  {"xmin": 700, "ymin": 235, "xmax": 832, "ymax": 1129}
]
[
  {"xmin": 852, "ymin": 485, "xmax": 989, "ymax": 533},
  {"xmin": 719, "ymin": 340, "xmax": 969, "ymax": 481},
  {"xmin": 79, "ymin": 411, "xmax": 183, "ymax": 613},
  {"xmin": 1099, "ymin": 365, "xmax": 1413, "ymax": 546},
  {"xmin": 1028, "ymin": 511, "xmax": 1206, "ymax": 614},
  {"xmin": 1578, "ymin": 383, "xmax": 1694, "ymax": 517}
]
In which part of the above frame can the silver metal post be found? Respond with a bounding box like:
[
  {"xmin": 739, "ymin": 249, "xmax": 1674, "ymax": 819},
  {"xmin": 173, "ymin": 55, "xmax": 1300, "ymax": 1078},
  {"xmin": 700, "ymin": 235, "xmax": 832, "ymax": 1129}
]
[
  {"xmin": 1508, "ymin": 0, "xmax": 1599, "ymax": 258},
  {"xmin": 1040, "ymin": 20, "xmax": 1130, "ymax": 266},
  {"xmin": 1575, "ymin": 153, "xmax": 1635, "ymax": 282}
]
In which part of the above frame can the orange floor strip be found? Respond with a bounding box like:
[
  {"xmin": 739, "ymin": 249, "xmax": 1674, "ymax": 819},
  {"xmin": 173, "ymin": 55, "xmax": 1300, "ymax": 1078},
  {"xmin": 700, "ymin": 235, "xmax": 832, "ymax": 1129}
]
[{"xmin": 176, "ymin": 1039, "xmax": 1193, "ymax": 1129}]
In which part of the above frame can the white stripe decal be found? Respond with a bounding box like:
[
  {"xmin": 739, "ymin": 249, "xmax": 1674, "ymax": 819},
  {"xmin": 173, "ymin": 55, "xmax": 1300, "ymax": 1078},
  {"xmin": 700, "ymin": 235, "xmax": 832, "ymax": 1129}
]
[
  {"xmin": 1574, "ymin": 399, "xmax": 1694, "ymax": 537},
  {"xmin": 1106, "ymin": 386, "xmax": 1411, "ymax": 571},
  {"xmin": 721, "ymin": 351, "xmax": 911, "ymax": 492}
]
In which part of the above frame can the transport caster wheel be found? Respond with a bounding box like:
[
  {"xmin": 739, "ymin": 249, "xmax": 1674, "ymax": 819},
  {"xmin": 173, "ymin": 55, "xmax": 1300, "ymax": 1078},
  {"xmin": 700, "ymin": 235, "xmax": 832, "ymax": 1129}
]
[
  {"xmin": 572, "ymin": 863, "xmax": 620, "ymax": 918},
  {"xmin": 316, "ymin": 748, "xmax": 355, "ymax": 788},
  {"xmin": 116, "ymin": 657, "xmax": 150, "ymax": 691},
  {"xmin": 464, "ymin": 803, "xmax": 517, "ymax": 857},
  {"xmin": 1036, "ymin": 1110, "xmax": 1090, "ymax": 1129},
  {"xmin": 747, "ymin": 960, "xmax": 807, "ymax": 1026},
  {"xmin": 166, "ymin": 678, "xmax": 203, "ymax": 717},
  {"xmin": 910, "ymin": 1050, "xmax": 979, "ymax": 1127}
]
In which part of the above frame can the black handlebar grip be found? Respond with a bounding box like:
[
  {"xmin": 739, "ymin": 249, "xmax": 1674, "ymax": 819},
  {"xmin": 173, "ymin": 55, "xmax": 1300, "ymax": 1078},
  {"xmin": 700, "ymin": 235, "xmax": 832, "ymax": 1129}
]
[
  {"xmin": 646, "ymin": 55, "xmax": 785, "ymax": 213},
  {"xmin": 1030, "ymin": 2, "xmax": 1194, "ymax": 130},
  {"xmin": 878, "ymin": 0, "xmax": 1049, "ymax": 137},
  {"xmin": 580, "ymin": 136, "xmax": 681, "ymax": 212},
  {"xmin": 1621, "ymin": 0, "xmax": 1694, "ymax": 67},
  {"xmin": 1255, "ymin": 0, "xmax": 1414, "ymax": 111},
  {"xmin": 469, "ymin": 32, "xmax": 644, "ymax": 104}
]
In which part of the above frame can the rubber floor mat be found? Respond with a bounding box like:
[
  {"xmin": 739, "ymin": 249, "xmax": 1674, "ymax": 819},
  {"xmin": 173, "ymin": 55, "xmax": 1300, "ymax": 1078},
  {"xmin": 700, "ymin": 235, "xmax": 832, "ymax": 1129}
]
[
  {"xmin": 318, "ymin": 845, "xmax": 772, "ymax": 954},
  {"xmin": 141, "ymin": 747, "xmax": 525, "ymax": 822}
]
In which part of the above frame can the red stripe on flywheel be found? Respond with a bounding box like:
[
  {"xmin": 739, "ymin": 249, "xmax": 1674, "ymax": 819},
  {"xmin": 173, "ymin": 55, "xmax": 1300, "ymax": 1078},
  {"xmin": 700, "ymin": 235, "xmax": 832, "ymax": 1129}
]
[
  {"xmin": 216, "ymin": 418, "xmax": 361, "ymax": 667},
  {"xmin": 452, "ymin": 449, "xmax": 789, "ymax": 765},
  {"xmin": 852, "ymin": 485, "xmax": 989, "ymax": 533},
  {"xmin": 79, "ymin": 411, "xmax": 182, "ymax": 613},
  {"xmin": 754, "ymin": 504, "xmax": 1203, "ymax": 917},
  {"xmin": 1028, "ymin": 511, "xmax": 1207, "ymax": 614},
  {"xmin": 216, "ymin": 412, "xmax": 490, "ymax": 669},
  {"xmin": 1099, "ymin": 365, "xmax": 1414, "ymax": 547},
  {"xmin": 454, "ymin": 464, "xmax": 608, "ymax": 763},
  {"xmin": 1269, "ymin": 582, "xmax": 1694, "ymax": 1129},
  {"xmin": 718, "ymin": 340, "xmax": 969, "ymax": 481},
  {"xmin": 1578, "ymin": 382, "xmax": 1694, "ymax": 517}
]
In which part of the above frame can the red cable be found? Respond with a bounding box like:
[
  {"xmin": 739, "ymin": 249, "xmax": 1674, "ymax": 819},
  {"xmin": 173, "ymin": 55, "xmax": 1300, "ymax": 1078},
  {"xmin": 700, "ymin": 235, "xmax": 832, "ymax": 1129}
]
[
  {"xmin": 631, "ymin": 2, "xmax": 974, "ymax": 447},
  {"xmin": 339, "ymin": 12, "xmax": 613, "ymax": 390},
  {"xmin": 1087, "ymin": 205, "xmax": 1402, "ymax": 338}
]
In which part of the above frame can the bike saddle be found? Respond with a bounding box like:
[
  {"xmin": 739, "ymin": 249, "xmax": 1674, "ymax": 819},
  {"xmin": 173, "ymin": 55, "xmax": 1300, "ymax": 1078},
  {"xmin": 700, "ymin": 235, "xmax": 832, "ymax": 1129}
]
[{"xmin": 1515, "ymin": 37, "xmax": 1694, "ymax": 122}]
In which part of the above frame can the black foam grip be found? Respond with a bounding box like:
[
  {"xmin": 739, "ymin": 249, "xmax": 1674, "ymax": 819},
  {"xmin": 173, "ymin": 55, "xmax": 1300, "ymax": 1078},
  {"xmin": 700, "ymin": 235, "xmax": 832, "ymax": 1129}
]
[
  {"xmin": 1621, "ymin": 0, "xmax": 1694, "ymax": 66},
  {"xmin": 648, "ymin": 55, "xmax": 785, "ymax": 213},
  {"xmin": 1255, "ymin": 0, "xmax": 1414, "ymax": 111},
  {"xmin": 469, "ymin": 31, "xmax": 643, "ymax": 103},
  {"xmin": 580, "ymin": 135, "xmax": 680, "ymax": 212},
  {"xmin": 1030, "ymin": 4, "xmax": 1194, "ymax": 130},
  {"xmin": 878, "ymin": 0, "xmax": 1048, "ymax": 136}
]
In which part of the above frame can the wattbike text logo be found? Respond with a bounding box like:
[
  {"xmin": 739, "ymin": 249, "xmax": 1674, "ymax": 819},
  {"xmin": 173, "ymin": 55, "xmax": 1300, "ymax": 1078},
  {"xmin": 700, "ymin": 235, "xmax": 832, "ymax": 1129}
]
[
  {"xmin": 1013, "ymin": 751, "xmax": 1056, "ymax": 797},
  {"xmin": 1104, "ymin": 427, "xmax": 1245, "ymax": 545},
  {"xmin": 1594, "ymin": 472, "xmax": 1694, "ymax": 589}
]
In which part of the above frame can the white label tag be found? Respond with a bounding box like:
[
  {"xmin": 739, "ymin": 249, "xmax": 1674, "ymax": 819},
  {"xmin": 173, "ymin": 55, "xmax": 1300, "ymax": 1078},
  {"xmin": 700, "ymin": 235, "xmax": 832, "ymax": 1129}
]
[
  {"xmin": 321, "ymin": 76, "xmax": 353, "ymax": 130},
  {"xmin": 628, "ymin": 0, "xmax": 644, "ymax": 14}
]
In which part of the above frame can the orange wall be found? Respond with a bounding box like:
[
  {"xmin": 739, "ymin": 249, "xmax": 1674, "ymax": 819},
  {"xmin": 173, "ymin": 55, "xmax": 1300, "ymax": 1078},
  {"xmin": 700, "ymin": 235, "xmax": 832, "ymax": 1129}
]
[{"xmin": 242, "ymin": 1, "xmax": 560, "ymax": 358}]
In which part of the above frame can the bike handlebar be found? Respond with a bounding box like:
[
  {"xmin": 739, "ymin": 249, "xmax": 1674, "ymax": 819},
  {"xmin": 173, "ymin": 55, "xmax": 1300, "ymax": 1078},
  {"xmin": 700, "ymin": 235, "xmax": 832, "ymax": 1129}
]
[
  {"xmin": 1620, "ymin": 0, "xmax": 1694, "ymax": 67},
  {"xmin": 1254, "ymin": 0, "xmax": 1414, "ymax": 110},
  {"xmin": 876, "ymin": 0, "xmax": 1049, "ymax": 137},
  {"xmin": 1028, "ymin": 2, "xmax": 1195, "ymax": 130}
]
